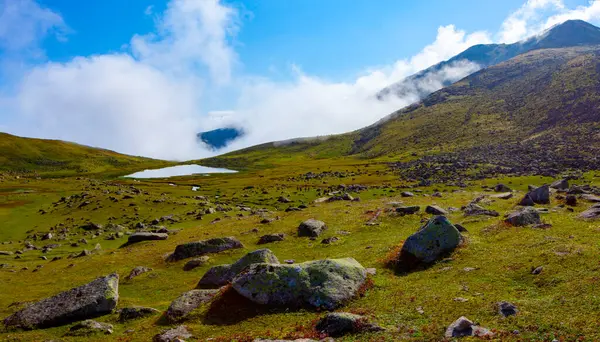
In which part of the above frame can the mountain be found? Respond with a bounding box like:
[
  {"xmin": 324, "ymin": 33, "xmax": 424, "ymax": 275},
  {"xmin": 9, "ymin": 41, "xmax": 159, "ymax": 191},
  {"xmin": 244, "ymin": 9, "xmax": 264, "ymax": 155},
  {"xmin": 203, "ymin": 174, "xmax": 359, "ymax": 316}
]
[
  {"xmin": 0, "ymin": 132, "xmax": 169, "ymax": 175},
  {"xmin": 197, "ymin": 127, "xmax": 244, "ymax": 150},
  {"xmin": 204, "ymin": 45, "xmax": 600, "ymax": 176},
  {"xmin": 376, "ymin": 19, "xmax": 600, "ymax": 101}
]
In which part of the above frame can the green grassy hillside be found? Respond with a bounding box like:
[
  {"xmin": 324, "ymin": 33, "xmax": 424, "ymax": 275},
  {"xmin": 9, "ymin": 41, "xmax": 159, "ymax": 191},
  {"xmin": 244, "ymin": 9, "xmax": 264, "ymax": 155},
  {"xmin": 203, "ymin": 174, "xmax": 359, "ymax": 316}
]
[{"xmin": 0, "ymin": 133, "xmax": 171, "ymax": 176}]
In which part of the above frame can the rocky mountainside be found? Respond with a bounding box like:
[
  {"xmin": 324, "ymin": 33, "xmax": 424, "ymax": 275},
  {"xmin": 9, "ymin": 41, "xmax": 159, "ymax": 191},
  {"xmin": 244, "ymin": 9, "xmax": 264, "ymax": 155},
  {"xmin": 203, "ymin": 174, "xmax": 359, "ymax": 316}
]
[{"xmin": 376, "ymin": 19, "xmax": 600, "ymax": 101}]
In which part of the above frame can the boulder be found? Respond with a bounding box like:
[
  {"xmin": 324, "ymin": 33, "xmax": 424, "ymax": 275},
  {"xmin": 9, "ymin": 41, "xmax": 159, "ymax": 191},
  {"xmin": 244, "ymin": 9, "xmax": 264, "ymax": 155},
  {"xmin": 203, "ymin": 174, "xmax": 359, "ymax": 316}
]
[
  {"xmin": 445, "ymin": 316, "xmax": 493, "ymax": 338},
  {"xmin": 494, "ymin": 184, "xmax": 511, "ymax": 192},
  {"xmin": 198, "ymin": 249, "xmax": 279, "ymax": 288},
  {"xmin": 66, "ymin": 320, "xmax": 113, "ymax": 336},
  {"xmin": 425, "ymin": 205, "xmax": 447, "ymax": 215},
  {"xmin": 4, "ymin": 273, "xmax": 118, "ymax": 329},
  {"xmin": 315, "ymin": 312, "xmax": 384, "ymax": 337},
  {"xmin": 153, "ymin": 325, "xmax": 192, "ymax": 342},
  {"xmin": 396, "ymin": 206, "xmax": 420, "ymax": 215},
  {"xmin": 395, "ymin": 216, "xmax": 462, "ymax": 271},
  {"xmin": 118, "ymin": 306, "xmax": 160, "ymax": 322},
  {"xmin": 127, "ymin": 232, "xmax": 168, "ymax": 244},
  {"xmin": 581, "ymin": 194, "xmax": 600, "ymax": 203},
  {"xmin": 298, "ymin": 219, "xmax": 327, "ymax": 237},
  {"xmin": 579, "ymin": 206, "xmax": 600, "ymax": 219},
  {"xmin": 518, "ymin": 194, "xmax": 535, "ymax": 206},
  {"xmin": 258, "ymin": 233, "xmax": 285, "ymax": 244},
  {"xmin": 505, "ymin": 207, "xmax": 541, "ymax": 226},
  {"xmin": 232, "ymin": 258, "xmax": 367, "ymax": 310},
  {"xmin": 550, "ymin": 179, "xmax": 569, "ymax": 190},
  {"xmin": 166, "ymin": 289, "xmax": 218, "ymax": 322},
  {"xmin": 497, "ymin": 301, "xmax": 518, "ymax": 317},
  {"xmin": 183, "ymin": 256, "xmax": 210, "ymax": 271},
  {"xmin": 170, "ymin": 237, "xmax": 243, "ymax": 261},
  {"xmin": 520, "ymin": 185, "xmax": 550, "ymax": 205}
]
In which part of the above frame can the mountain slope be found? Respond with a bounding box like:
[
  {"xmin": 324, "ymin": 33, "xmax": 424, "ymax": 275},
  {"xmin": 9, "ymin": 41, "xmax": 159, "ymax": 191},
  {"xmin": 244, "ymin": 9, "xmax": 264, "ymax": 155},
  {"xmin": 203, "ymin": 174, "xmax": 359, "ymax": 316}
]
[
  {"xmin": 206, "ymin": 45, "xmax": 600, "ymax": 174},
  {"xmin": 0, "ymin": 133, "xmax": 169, "ymax": 175},
  {"xmin": 376, "ymin": 19, "xmax": 600, "ymax": 101}
]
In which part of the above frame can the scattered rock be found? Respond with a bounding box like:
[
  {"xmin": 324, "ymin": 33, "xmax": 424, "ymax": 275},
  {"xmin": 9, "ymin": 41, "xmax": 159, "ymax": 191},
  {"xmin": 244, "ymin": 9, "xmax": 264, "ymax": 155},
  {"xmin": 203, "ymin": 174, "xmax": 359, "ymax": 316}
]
[
  {"xmin": 198, "ymin": 249, "xmax": 279, "ymax": 288},
  {"xmin": 153, "ymin": 325, "xmax": 192, "ymax": 342},
  {"xmin": 520, "ymin": 185, "xmax": 550, "ymax": 205},
  {"xmin": 395, "ymin": 216, "xmax": 462, "ymax": 272},
  {"xmin": 66, "ymin": 319, "xmax": 113, "ymax": 336},
  {"xmin": 445, "ymin": 316, "xmax": 493, "ymax": 338},
  {"xmin": 170, "ymin": 237, "xmax": 244, "ymax": 261},
  {"xmin": 3, "ymin": 273, "xmax": 119, "ymax": 329},
  {"xmin": 492, "ymin": 192, "xmax": 513, "ymax": 200},
  {"xmin": 166, "ymin": 289, "xmax": 219, "ymax": 322},
  {"xmin": 579, "ymin": 206, "xmax": 600, "ymax": 219},
  {"xmin": 497, "ymin": 301, "xmax": 518, "ymax": 317},
  {"xmin": 183, "ymin": 256, "xmax": 210, "ymax": 271},
  {"xmin": 581, "ymin": 194, "xmax": 600, "ymax": 203},
  {"xmin": 298, "ymin": 219, "xmax": 327, "ymax": 237},
  {"xmin": 127, "ymin": 232, "xmax": 168, "ymax": 244},
  {"xmin": 396, "ymin": 206, "xmax": 420, "ymax": 215},
  {"xmin": 321, "ymin": 237, "xmax": 339, "ymax": 244},
  {"xmin": 127, "ymin": 266, "xmax": 152, "ymax": 280},
  {"xmin": 400, "ymin": 191, "xmax": 414, "ymax": 197},
  {"xmin": 258, "ymin": 233, "xmax": 285, "ymax": 244},
  {"xmin": 232, "ymin": 258, "xmax": 367, "ymax": 310},
  {"xmin": 425, "ymin": 205, "xmax": 447, "ymax": 215},
  {"xmin": 462, "ymin": 203, "xmax": 499, "ymax": 217},
  {"xmin": 532, "ymin": 266, "xmax": 544, "ymax": 275},
  {"xmin": 315, "ymin": 312, "xmax": 384, "ymax": 337},
  {"xmin": 118, "ymin": 307, "xmax": 160, "ymax": 322},
  {"xmin": 550, "ymin": 179, "xmax": 569, "ymax": 190},
  {"xmin": 505, "ymin": 207, "xmax": 542, "ymax": 226},
  {"xmin": 494, "ymin": 184, "xmax": 511, "ymax": 192}
]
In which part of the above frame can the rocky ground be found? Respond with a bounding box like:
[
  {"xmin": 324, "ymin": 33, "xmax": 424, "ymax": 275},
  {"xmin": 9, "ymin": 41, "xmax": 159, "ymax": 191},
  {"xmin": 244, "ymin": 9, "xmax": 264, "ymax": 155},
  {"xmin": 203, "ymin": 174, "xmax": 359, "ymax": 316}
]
[{"xmin": 1, "ymin": 162, "xmax": 600, "ymax": 341}]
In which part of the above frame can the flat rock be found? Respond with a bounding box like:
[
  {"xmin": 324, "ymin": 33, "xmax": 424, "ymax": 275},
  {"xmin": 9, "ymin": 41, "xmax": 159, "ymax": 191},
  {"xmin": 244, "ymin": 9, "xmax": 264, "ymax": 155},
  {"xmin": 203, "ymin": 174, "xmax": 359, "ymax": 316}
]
[
  {"xmin": 166, "ymin": 289, "xmax": 218, "ymax": 322},
  {"xmin": 315, "ymin": 312, "xmax": 384, "ymax": 337},
  {"xmin": 127, "ymin": 232, "xmax": 168, "ymax": 244},
  {"xmin": 118, "ymin": 306, "xmax": 160, "ymax": 322},
  {"xmin": 183, "ymin": 256, "xmax": 210, "ymax": 271},
  {"xmin": 198, "ymin": 249, "xmax": 279, "ymax": 288},
  {"xmin": 396, "ymin": 206, "xmax": 420, "ymax": 215},
  {"xmin": 66, "ymin": 319, "xmax": 113, "ymax": 336},
  {"xmin": 153, "ymin": 325, "xmax": 192, "ymax": 342},
  {"xmin": 170, "ymin": 237, "xmax": 243, "ymax": 261},
  {"xmin": 4, "ymin": 273, "xmax": 118, "ymax": 329},
  {"xmin": 425, "ymin": 205, "xmax": 447, "ymax": 215},
  {"xmin": 494, "ymin": 184, "xmax": 511, "ymax": 192},
  {"xmin": 581, "ymin": 194, "xmax": 600, "ymax": 203},
  {"xmin": 298, "ymin": 219, "xmax": 327, "ymax": 237},
  {"xmin": 579, "ymin": 207, "xmax": 600, "ymax": 219},
  {"xmin": 232, "ymin": 258, "xmax": 366, "ymax": 310},
  {"xmin": 445, "ymin": 316, "xmax": 493, "ymax": 338},
  {"xmin": 505, "ymin": 207, "xmax": 541, "ymax": 226},
  {"xmin": 395, "ymin": 216, "xmax": 462, "ymax": 272},
  {"xmin": 462, "ymin": 203, "xmax": 499, "ymax": 217},
  {"xmin": 550, "ymin": 179, "xmax": 569, "ymax": 190},
  {"xmin": 258, "ymin": 233, "xmax": 285, "ymax": 244},
  {"xmin": 127, "ymin": 266, "xmax": 152, "ymax": 280},
  {"xmin": 492, "ymin": 192, "xmax": 513, "ymax": 200}
]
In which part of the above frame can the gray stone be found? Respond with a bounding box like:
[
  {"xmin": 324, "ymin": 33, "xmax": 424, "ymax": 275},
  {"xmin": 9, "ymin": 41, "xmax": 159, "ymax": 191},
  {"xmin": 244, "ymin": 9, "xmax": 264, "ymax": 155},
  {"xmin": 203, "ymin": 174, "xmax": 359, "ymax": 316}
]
[
  {"xmin": 66, "ymin": 320, "xmax": 113, "ymax": 336},
  {"xmin": 153, "ymin": 325, "xmax": 192, "ymax": 342},
  {"xmin": 505, "ymin": 207, "xmax": 541, "ymax": 226},
  {"xmin": 581, "ymin": 194, "xmax": 600, "ymax": 203},
  {"xmin": 258, "ymin": 233, "xmax": 285, "ymax": 244},
  {"xmin": 118, "ymin": 306, "xmax": 160, "ymax": 322},
  {"xmin": 126, "ymin": 266, "xmax": 152, "ymax": 280},
  {"xmin": 127, "ymin": 232, "xmax": 168, "ymax": 244},
  {"xmin": 396, "ymin": 206, "xmax": 420, "ymax": 215},
  {"xmin": 400, "ymin": 191, "xmax": 414, "ymax": 197},
  {"xmin": 315, "ymin": 312, "xmax": 384, "ymax": 337},
  {"xmin": 198, "ymin": 249, "xmax": 279, "ymax": 288},
  {"xmin": 579, "ymin": 207, "xmax": 600, "ymax": 219},
  {"xmin": 550, "ymin": 179, "xmax": 569, "ymax": 190},
  {"xmin": 462, "ymin": 203, "xmax": 499, "ymax": 217},
  {"xmin": 3, "ymin": 273, "xmax": 118, "ymax": 329},
  {"xmin": 395, "ymin": 216, "xmax": 462, "ymax": 271},
  {"xmin": 232, "ymin": 258, "xmax": 366, "ymax": 310},
  {"xmin": 166, "ymin": 289, "xmax": 218, "ymax": 322},
  {"xmin": 298, "ymin": 219, "xmax": 327, "ymax": 237},
  {"xmin": 445, "ymin": 316, "xmax": 493, "ymax": 338},
  {"xmin": 425, "ymin": 205, "xmax": 448, "ymax": 215},
  {"xmin": 183, "ymin": 256, "xmax": 210, "ymax": 271},
  {"xmin": 521, "ymin": 185, "xmax": 550, "ymax": 205},
  {"xmin": 494, "ymin": 184, "xmax": 511, "ymax": 192},
  {"xmin": 498, "ymin": 301, "xmax": 518, "ymax": 317},
  {"xmin": 170, "ymin": 237, "xmax": 243, "ymax": 261}
]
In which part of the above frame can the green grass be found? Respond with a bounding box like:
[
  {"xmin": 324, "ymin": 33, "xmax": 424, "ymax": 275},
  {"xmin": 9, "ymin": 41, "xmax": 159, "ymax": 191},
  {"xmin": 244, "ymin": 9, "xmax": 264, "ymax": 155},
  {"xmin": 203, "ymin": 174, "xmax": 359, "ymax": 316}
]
[{"xmin": 1, "ymin": 159, "xmax": 600, "ymax": 341}]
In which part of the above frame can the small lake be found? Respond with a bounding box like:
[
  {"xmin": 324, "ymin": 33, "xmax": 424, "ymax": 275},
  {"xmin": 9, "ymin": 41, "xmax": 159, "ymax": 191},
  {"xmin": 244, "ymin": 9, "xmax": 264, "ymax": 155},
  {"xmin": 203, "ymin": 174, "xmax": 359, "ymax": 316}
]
[{"xmin": 124, "ymin": 165, "xmax": 237, "ymax": 179}]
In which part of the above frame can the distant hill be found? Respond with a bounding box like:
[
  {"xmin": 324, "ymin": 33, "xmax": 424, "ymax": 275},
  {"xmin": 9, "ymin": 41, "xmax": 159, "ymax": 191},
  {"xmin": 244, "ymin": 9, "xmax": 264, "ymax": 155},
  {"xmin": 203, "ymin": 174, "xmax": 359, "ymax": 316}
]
[
  {"xmin": 197, "ymin": 127, "xmax": 244, "ymax": 150},
  {"xmin": 376, "ymin": 19, "xmax": 600, "ymax": 101},
  {"xmin": 0, "ymin": 133, "xmax": 169, "ymax": 176},
  {"xmin": 204, "ymin": 45, "xmax": 600, "ymax": 174}
]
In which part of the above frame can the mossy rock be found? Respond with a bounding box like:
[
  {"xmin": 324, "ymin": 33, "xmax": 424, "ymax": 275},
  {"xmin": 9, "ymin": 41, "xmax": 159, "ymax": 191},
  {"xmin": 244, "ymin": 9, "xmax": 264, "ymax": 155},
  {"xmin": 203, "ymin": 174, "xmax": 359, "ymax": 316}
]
[{"xmin": 198, "ymin": 249, "xmax": 279, "ymax": 288}]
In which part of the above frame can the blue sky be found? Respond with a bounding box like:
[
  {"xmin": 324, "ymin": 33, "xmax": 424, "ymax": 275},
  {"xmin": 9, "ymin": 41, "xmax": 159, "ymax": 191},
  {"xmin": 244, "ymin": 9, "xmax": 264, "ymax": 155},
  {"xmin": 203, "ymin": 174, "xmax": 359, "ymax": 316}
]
[{"xmin": 1, "ymin": 0, "xmax": 598, "ymax": 159}]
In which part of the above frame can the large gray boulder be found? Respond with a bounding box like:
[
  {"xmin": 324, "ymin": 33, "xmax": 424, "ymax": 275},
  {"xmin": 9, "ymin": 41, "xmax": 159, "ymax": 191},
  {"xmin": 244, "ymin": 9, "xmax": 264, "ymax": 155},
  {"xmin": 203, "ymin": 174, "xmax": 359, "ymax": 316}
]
[
  {"xmin": 166, "ymin": 289, "xmax": 218, "ymax": 322},
  {"xmin": 127, "ymin": 232, "xmax": 168, "ymax": 244},
  {"xmin": 170, "ymin": 237, "xmax": 243, "ymax": 261},
  {"xmin": 232, "ymin": 258, "xmax": 367, "ymax": 310},
  {"xmin": 4, "ymin": 273, "xmax": 119, "ymax": 329},
  {"xmin": 198, "ymin": 249, "xmax": 279, "ymax": 288},
  {"xmin": 298, "ymin": 219, "xmax": 327, "ymax": 237},
  {"xmin": 505, "ymin": 207, "xmax": 541, "ymax": 226},
  {"xmin": 395, "ymin": 216, "xmax": 462, "ymax": 272}
]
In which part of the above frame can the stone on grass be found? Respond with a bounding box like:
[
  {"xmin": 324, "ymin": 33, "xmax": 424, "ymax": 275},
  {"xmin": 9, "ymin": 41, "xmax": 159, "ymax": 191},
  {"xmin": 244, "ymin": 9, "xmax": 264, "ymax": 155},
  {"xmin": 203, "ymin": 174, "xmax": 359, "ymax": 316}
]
[
  {"xmin": 445, "ymin": 316, "xmax": 493, "ymax": 338},
  {"xmin": 395, "ymin": 216, "xmax": 462, "ymax": 272},
  {"xmin": 232, "ymin": 258, "xmax": 366, "ymax": 310},
  {"xmin": 166, "ymin": 289, "xmax": 219, "ymax": 322},
  {"xmin": 497, "ymin": 301, "xmax": 518, "ymax": 317},
  {"xmin": 118, "ymin": 307, "xmax": 159, "ymax": 322},
  {"xmin": 183, "ymin": 256, "xmax": 210, "ymax": 271},
  {"xmin": 66, "ymin": 320, "xmax": 113, "ymax": 336},
  {"xmin": 153, "ymin": 325, "xmax": 192, "ymax": 342},
  {"xmin": 520, "ymin": 185, "xmax": 550, "ymax": 205},
  {"xmin": 315, "ymin": 312, "xmax": 384, "ymax": 337},
  {"xmin": 198, "ymin": 249, "xmax": 279, "ymax": 288},
  {"xmin": 505, "ymin": 207, "xmax": 541, "ymax": 226},
  {"xmin": 258, "ymin": 233, "xmax": 285, "ymax": 244},
  {"xmin": 566, "ymin": 195, "xmax": 577, "ymax": 206},
  {"xmin": 127, "ymin": 232, "xmax": 168, "ymax": 244},
  {"xmin": 494, "ymin": 184, "xmax": 511, "ymax": 192},
  {"xmin": 462, "ymin": 203, "xmax": 499, "ymax": 217},
  {"xmin": 396, "ymin": 206, "xmax": 420, "ymax": 215},
  {"xmin": 127, "ymin": 266, "xmax": 152, "ymax": 280},
  {"xmin": 298, "ymin": 219, "xmax": 327, "ymax": 237},
  {"xmin": 550, "ymin": 179, "xmax": 569, "ymax": 190},
  {"xmin": 425, "ymin": 205, "xmax": 447, "ymax": 215},
  {"xmin": 4, "ymin": 273, "xmax": 118, "ymax": 329},
  {"xmin": 170, "ymin": 237, "xmax": 243, "ymax": 261},
  {"xmin": 400, "ymin": 191, "xmax": 414, "ymax": 197},
  {"xmin": 581, "ymin": 194, "xmax": 600, "ymax": 203},
  {"xmin": 579, "ymin": 207, "xmax": 600, "ymax": 219}
]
